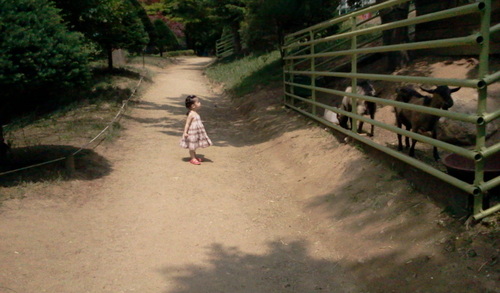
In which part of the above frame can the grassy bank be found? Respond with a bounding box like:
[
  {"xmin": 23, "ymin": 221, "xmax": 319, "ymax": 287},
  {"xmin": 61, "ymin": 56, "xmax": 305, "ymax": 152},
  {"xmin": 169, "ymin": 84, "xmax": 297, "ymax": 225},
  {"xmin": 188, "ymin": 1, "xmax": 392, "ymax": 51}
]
[
  {"xmin": 1, "ymin": 60, "xmax": 157, "ymax": 171},
  {"xmin": 205, "ymin": 51, "xmax": 283, "ymax": 97}
]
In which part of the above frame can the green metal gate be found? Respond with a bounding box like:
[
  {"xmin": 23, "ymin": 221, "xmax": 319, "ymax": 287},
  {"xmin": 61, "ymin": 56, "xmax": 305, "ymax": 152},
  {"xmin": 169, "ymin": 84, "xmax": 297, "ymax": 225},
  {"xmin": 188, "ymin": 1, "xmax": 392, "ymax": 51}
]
[
  {"xmin": 216, "ymin": 30, "xmax": 235, "ymax": 58},
  {"xmin": 283, "ymin": 0, "xmax": 499, "ymax": 220}
]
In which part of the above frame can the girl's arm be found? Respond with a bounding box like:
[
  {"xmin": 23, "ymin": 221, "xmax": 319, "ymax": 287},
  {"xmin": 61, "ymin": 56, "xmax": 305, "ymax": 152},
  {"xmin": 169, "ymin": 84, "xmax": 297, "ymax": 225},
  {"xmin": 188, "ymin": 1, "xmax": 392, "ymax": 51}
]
[{"xmin": 183, "ymin": 114, "xmax": 194, "ymax": 138}]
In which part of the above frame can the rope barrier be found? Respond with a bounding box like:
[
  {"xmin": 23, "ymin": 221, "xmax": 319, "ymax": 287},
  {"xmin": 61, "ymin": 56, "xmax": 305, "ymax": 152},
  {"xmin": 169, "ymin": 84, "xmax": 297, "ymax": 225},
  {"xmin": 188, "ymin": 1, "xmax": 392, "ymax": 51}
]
[{"xmin": 0, "ymin": 75, "xmax": 144, "ymax": 177}]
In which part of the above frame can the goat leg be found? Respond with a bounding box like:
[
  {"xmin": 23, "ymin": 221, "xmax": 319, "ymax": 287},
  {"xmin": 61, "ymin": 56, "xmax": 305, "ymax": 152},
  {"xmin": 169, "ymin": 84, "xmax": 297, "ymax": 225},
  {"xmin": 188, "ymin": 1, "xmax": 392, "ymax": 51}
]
[
  {"xmin": 369, "ymin": 112, "xmax": 375, "ymax": 137},
  {"xmin": 338, "ymin": 115, "xmax": 348, "ymax": 129},
  {"xmin": 396, "ymin": 122, "xmax": 403, "ymax": 151},
  {"xmin": 396, "ymin": 119, "xmax": 405, "ymax": 151},
  {"xmin": 432, "ymin": 129, "xmax": 440, "ymax": 161},
  {"xmin": 357, "ymin": 121, "xmax": 364, "ymax": 134},
  {"xmin": 409, "ymin": 131, "xmax": 418, "ymax": 157},
  {"xmin": 404, "ymin": 125, "xmax": 411, "ymax": 148},
  {"xmin": 397, "ymin": 134, "xmax": 403, "ymax": 151}
]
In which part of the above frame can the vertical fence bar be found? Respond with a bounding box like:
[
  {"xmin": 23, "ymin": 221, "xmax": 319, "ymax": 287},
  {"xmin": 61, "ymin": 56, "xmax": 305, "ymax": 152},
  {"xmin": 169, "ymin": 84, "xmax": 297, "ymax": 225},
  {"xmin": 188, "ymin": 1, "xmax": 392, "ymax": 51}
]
[
  {"xmin": 310, "ymin": 31, "xmax": 317, "ymax": 115},
  {"xmin": 283, "ymin": 35, "xmax": 290, "ymax": 105},
  {"xmin": 283, "ymin": 58, "xmax": 288, "ymax": 104},
  {"xmin": 351, "ymin": 16, "xmax": 358, "ymax": 130},
  {"xmin": 282, "ymin": 0, "xmax": 498, "ymax": 220},
  {"xmin": 290, "ymin": 54, "xmax": 295, "ymax": 107},
  {"xmin": 65, "ymin": 155, "xmax": 75, "ymax": 176},
  {"xmin": 473, "ymin": 0, "xmax": 491, "ymax": 216}
]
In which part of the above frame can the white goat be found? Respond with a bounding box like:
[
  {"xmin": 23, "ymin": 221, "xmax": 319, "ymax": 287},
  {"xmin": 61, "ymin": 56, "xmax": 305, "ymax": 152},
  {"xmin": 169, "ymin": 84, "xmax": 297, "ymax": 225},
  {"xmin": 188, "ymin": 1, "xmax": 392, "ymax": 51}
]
[{"xmin": 337, "ymin": 81, "xmax": 377, "ymax": 136}]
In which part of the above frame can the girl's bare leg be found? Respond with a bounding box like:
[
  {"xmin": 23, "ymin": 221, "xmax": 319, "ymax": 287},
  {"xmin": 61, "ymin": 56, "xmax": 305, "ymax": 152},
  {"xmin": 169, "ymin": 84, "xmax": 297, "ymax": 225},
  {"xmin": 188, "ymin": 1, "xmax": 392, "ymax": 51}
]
[{"xmin": 189, "ymin": 150, "xmax": 196, "ymax": 160}]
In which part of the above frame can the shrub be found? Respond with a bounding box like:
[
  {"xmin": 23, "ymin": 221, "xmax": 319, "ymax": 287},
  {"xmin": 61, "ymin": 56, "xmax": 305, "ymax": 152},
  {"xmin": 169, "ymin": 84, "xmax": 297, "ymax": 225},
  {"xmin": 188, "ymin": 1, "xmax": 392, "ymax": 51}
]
[{"xmin": 0, "ymin": 0, "xmax": 91, "ymax": 122}]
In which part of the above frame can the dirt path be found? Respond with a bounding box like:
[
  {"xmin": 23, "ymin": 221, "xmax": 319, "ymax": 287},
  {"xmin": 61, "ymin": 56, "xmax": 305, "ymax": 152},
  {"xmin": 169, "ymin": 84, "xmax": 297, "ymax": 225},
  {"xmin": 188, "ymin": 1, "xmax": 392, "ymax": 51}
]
[
  {"xmin": 0, "ymin": 57, "xmax": 497, "ymax": 293},
  {"xmin": 0, "ymin": 57, "xmax": 361, "ymax": 292}
]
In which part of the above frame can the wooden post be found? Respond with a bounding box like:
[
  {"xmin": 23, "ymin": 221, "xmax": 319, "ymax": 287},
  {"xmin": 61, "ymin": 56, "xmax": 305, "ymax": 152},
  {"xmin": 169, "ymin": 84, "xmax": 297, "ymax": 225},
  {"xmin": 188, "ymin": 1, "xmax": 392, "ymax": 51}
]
[{"xmin": 65, "ymin": 155, "xmax": 75, "ymax": 176}]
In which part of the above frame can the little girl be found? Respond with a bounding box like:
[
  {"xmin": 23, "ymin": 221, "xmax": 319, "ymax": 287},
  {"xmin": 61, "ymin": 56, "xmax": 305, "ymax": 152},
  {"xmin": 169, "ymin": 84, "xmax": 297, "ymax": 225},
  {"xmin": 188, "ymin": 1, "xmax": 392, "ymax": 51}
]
[{"xmin": 180, "ymin": 95, "xmax": 212, "ymax": 165}]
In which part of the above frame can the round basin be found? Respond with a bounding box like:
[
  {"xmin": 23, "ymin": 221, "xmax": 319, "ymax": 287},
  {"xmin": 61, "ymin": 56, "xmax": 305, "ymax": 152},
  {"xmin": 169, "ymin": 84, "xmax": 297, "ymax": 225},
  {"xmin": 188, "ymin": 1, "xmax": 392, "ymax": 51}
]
[{"xmin": 442, "ymin": 152, "xmax": 500, "ymax": 184}]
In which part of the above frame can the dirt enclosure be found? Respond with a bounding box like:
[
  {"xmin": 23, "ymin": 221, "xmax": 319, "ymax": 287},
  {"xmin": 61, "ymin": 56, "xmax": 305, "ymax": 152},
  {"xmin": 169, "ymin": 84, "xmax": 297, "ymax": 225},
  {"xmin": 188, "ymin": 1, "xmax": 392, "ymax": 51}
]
[{"xmin": 0, "ymin": 57, "xmax": 498, "ymax": 292}]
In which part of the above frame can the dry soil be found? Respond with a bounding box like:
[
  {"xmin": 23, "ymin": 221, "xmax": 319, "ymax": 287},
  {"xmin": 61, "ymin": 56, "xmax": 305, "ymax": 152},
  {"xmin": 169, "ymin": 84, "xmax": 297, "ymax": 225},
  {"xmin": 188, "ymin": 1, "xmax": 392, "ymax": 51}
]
[{"xmin": 0, "ymin": 57, "xmax": 498, "ymax": 293}]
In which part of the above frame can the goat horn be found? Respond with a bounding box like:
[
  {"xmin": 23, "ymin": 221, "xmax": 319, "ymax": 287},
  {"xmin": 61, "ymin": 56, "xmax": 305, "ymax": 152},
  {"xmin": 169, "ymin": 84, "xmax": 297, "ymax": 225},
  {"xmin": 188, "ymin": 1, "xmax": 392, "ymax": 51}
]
[{"xmin": 419, "ymin": 86, "xmax": 433, "ymax": 94}]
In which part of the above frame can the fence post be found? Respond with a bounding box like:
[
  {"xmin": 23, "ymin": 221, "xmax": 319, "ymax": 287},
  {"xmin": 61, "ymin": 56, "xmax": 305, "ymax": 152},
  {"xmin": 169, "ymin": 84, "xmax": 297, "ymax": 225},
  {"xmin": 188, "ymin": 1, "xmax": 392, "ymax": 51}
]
[
  {"xmin": 65, "ymin": 155, "xmax": 75, "ymax": 176},
  {"xmin": 310, "ymin": 31, "xmax": 317, "ymax": 115},
  {"xmin": 282, "ymin": 0, "xmax": 499, "ymax": 220},
  {"xmin": 289, "ymin": 40, "xmax": 295, "ymax": 107},
  {"xmin": 350, "ymin": 16, "xmax": 358, "ymax": 131},
  {"xmin": 473, "ymin": 0, "xmax": 491, "ymax": 216}
]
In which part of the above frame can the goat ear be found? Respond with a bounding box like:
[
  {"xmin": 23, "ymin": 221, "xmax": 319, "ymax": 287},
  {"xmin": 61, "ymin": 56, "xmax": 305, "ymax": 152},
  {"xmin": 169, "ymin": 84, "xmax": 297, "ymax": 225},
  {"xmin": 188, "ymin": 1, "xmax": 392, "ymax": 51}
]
[
  {"xmin": 451, "ymin": 87, "xmax": 461, "ymax": 93},
  {"xmin": 419, "ymin": 86, "xmax": 434, "ymax": 94}
]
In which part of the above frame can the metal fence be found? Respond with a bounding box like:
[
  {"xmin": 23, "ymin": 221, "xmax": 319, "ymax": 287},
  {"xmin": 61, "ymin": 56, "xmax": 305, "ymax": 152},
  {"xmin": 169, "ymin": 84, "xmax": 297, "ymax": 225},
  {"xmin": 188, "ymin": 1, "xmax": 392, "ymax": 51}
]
[{"xmin": 282, "ymin": 0, "xmax": 499, "ymax": 220}]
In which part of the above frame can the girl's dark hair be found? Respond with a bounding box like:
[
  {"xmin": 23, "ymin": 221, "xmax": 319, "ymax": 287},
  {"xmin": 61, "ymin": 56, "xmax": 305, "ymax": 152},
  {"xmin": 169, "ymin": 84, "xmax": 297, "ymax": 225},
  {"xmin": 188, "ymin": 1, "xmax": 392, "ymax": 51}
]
[{"xmin": 185, "ymin": 95, "xmax": 197, "ymax": 115}]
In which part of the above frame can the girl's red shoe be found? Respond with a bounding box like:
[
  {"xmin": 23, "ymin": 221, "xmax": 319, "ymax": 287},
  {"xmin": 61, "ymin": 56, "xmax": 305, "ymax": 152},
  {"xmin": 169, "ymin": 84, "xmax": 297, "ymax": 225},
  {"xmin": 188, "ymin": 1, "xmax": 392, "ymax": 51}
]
[
  {"xmin": 190, "ymin": 158, "xmax": 201, "ymax": 165},
  {"xmin": 196, "ymin": 157, "xmax": 203, "ymax": 162}
]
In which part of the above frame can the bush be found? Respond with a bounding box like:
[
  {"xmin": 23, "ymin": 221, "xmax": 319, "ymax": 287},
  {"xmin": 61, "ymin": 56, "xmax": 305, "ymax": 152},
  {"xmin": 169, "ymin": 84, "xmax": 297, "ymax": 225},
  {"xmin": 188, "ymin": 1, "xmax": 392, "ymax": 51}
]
[
  {"xmin": 0, "ymin": 0, "xmax": 91, "ymax": 122},
  {"xmin": 0, "ymin": 0, "xmax": 91, "ymax": 88}
]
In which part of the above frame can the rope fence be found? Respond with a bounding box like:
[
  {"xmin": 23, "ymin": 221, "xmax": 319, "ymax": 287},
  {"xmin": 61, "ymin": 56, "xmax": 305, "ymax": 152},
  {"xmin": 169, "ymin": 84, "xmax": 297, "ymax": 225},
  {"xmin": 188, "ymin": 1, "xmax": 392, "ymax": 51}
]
[{"xmin": 0, "ymin": 75, "xmax": 144, "ymax": 177}]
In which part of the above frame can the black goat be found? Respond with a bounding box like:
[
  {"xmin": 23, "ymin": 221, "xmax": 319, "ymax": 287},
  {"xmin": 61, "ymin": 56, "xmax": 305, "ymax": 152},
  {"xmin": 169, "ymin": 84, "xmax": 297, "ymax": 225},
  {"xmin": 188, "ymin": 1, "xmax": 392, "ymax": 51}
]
[
  {"xmin": 338, "ymin": 81, "xmax": 377, "ymax": 136},
  {"xmin": 394, "ymin": 85, "xmax": 460, "ymax": 161}
]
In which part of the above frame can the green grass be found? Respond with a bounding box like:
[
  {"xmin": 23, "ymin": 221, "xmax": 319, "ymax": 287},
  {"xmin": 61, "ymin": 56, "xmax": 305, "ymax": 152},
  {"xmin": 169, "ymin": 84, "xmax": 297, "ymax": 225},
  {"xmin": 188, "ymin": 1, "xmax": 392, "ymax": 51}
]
[
  {"xmin": 3, "ymin": 62, "xmax": 149, "ymax": 149},
  {"xmin": 165, "ymin": 49, "xmax": 195, "ymax": 57},
  {"xmin": 205, "ymin": 51, "xmax": 283, "ymax": 97}
]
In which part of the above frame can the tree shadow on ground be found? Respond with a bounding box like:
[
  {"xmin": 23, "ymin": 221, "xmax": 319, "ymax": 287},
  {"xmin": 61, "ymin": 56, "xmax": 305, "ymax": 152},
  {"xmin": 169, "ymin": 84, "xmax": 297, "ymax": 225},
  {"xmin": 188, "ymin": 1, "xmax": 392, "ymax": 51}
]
[
  {"xmin": 301, "ymin": 144, "xmax": 497, "ymax": 293},
  {"xmin": 159, "ymin": 238, "xmax": 495, "ymax": 293},
  {"xmin": 124, "ymin": 91, "xmax": 314, "ymax": 148},
  {"xmin": 123, "ymin": 97, "xmax": 186, "ymax": 137},
  {"xmin": 204, "ymin": 88, "xmax": 330, "ymax": 147},
  {"xmin": 170, "ymin": 57, "xmax": 215, "ymax": 69},
  {"xmin": 307, "ymin": 143, "xmax": 470, "ymax": 227},
  {"xmin": 92, "ymin": 67, "xmax": 149, "ymax": 81},
  {"xmin": 159, "ymin": 240, "xmax": 359, "ymax": 293},
  {"xmin": 123, "ymin": 99, "xmax": 186, "ymax": 136},
  {"xmin": 0, "ymin": 145, "xmax": 111, "ymax": 187}
]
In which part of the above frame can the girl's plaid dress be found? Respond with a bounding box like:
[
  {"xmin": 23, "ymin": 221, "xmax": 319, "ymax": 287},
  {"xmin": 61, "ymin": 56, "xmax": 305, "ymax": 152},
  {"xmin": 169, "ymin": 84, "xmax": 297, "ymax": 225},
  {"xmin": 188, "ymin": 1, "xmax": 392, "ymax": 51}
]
[{"xmin": 180, "ymin": 112, "xmax": 212, "ymax": 150}]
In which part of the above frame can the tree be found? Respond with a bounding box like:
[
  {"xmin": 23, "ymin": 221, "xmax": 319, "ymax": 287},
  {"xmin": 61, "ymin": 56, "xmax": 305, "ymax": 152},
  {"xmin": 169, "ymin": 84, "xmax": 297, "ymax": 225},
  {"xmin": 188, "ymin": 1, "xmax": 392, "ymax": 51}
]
[
  {"xmin": 0, "ymin": 0, "xmax": 92, "ymax": 152},
  {"xmin": 53, "ymin": 0, "xmax": 149, "ymax": 69},
  {"xmin": 139, "ymin": 0, "xmax": 166, "ymax": 15},
  {"xmin": 154, "ymin": 19, "xmax": 179, "ymax": 56},
  {"xmin": 163, "ymin": 0, "xmax": 221, "ymax": 55},
  {"xmin": 414, "ymin": 0, "xmax": 480, "ymax": 42},
  {"xmin": 161, "ymin": 0, "xmax": 339, "ymax": 56},
  {"xmin": 0, "ymin": 0, "xmax": 91, "ymax": 120},
  {"xmin": 243, "ymin": 0, "xmax": 340, "ymax": 56},
  {"xmin": 148, "ymin": 11, "xmax": 186, "ymax": 48},
  {"xmin": 376, "ymin": 0, "xmax": 410, "ymax": 70},
  {"xmin": 130, "ymin": 0, "xmax": 158, "ymax": 52},
  {"xmin": 207, "ymin": 0, "xmax": 246, "ymax": 54}
]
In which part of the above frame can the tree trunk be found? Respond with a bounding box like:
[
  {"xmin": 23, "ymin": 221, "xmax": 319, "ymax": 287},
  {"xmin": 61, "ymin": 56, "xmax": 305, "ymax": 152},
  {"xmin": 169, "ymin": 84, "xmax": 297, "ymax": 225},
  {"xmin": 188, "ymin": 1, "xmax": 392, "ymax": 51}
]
[
  {"xmin": 378, "ymin": 1, "xmax": 410, "ymax": 71},
  {"xmin": 413, "ymin": 0, "xmax": 484, "ymax": 42},
  {"xmin": 276, "ymin": 23, "xmax": 285, "ymax": 59},
  {"xmin": 107, "ymin": 47, "xmax": 114, "ymax": 70},
  {"xmin": 0, "ymin": 125, "xmax": 8, "ymax": 163},
  {"xmin": 230, "ymin": 23, "xmax": 242, "ymax": 54}
]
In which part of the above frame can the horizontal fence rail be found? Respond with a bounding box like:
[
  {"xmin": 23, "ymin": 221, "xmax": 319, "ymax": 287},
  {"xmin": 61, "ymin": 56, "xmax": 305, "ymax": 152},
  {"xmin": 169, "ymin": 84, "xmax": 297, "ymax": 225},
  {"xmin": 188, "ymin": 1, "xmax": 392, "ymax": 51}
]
[
  {"xmin": 285, "ymin": 2, "xmax": 483, "ymax": 50},
  {"xmin": 283, "ymin": 0, "xmax": 499, "ymax": 221}
]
